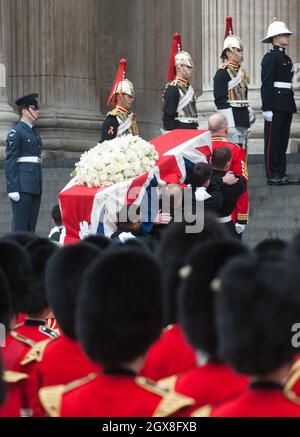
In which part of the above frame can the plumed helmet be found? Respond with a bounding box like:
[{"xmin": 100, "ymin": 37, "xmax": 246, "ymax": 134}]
[
  {"xmin": 106, "ymin": 59, "xmax": 135, "ymax": 107},
  {"xmin": 221, "ymin": 16, "xmax": 243, "ymax": 58},
  {"xmin": 115, "ymin": 78, "xmax": 135, "ymax": 97},
  {"xmin": 167, "ymin": 33, "xmax": 194, "ymax": 81},
  {"xmin": 262, "ymin": 19, "xmax": 293, "ymax": 43}
]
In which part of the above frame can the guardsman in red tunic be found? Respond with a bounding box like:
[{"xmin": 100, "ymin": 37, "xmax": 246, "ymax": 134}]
[
  {"xmin": 141, "ymin": 215, "xmax": 230, "ymax": 381},
  {"xmin": 2, "ymin": 238, "xmax": 58, "ymax": 417},
  {"xmin": 39, "ymin": 247, "xmax": 195, "ymax": 417},
  {"xmin": 209, "ymin": 113, "xmax": 249, "ymax": 235},
  {"xmin": 158, "ymin": 240, "xmax": 248, "ymax": 408},
  {"xmin": 140, "ymin": 324, "xmax": 197, "ymax": 381},
  {"xmin": 0, "ymin": 262, "xmax": 12, "ymax": 416},
  {"xmin": 193, "ymin": 252, "xmax": 300, "ymax": 417},
  {"xmin": 28, "ymin": 242, "xmax": 102, "ymax": 416}
]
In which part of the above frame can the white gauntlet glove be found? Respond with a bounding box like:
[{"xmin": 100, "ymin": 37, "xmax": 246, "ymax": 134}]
[
  {"xmin": 248, "ymin": 107, "xmax": 256, "ymax": 125},
  {"xmin": 235, "ymin": 223, "xmax": 245, "ymax": 235},
  {"xmin": 263, "ymin": 111, "xmax": 273, "ymax": 122},
  {"xmin": 8, "ymin": 192, "xmax": 20, "ymax": 202}
]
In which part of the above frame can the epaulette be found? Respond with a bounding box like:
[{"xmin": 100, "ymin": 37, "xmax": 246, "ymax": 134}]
[
  {"xmin": 190, "ymin": 404, "xmax": 212, "ymax": 417},
  {"xmin": 284, "ymin": 362, "xmax": 300, "ymax": 406},
  {"xmin": 10, "ymin": 330, "xmax": 36, "ymax": 348},
  {"xmin": 164, "ymin": 324, "xmax": 175, "ymax": 332},
  {"xmin": 108, "ymin": 108, "xmax": 119, "ymax": 116},
  {"xmin": 157, "ymin": 375, "xmax": 177, "ymax": 391},
  {"xmin": 242, "ymin": 68, "xmax": 250, "ymax": 85},
  {"xmin": 219, "ymin": 63, "xmax": 227, "ymax": 69},
  {"xmin": 3, "ymin": 370, "xmax": 28, "ymax": 384},
  {"xmin": 38, "ymin": 384, "xmax": 65, "ymax": 417},
  {"xmin": 39, "ymin": 373, "xmax": 97, "ymax": 417},
  {"xmin": 20, "ymin": 339, "xmax": 53, "ymax": 366},
  {"xmin": 135, "ymin": 376, "xmax": 195, "ymax": 417},
  {"xmin": 241, "ymin": 159, "xmax": 248, "ymax": 180},
  {"xmin": 170, "ymin": 79, "xmax": 179, "ymax": 86},
  {"xmin": 39, "ymin": 325, "xmax": 59, "ymax": 339}
]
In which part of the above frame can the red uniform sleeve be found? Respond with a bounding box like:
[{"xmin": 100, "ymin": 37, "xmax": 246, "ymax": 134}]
[{"xmin": 230, "ymin": 147, "xmax": 249, "ymax": 224}]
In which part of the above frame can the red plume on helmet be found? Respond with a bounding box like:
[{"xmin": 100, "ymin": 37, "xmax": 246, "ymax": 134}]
[
  {"xmin": 107, "ymin": 58, "xmax": 127, "ymax": 107},
  {"xmin": 224, "ymin": 16, "xmax": 233, "ymax": 38},
  {"xmin": 167, "ymin": 33, "xmax": 182, "ymax": 81}
]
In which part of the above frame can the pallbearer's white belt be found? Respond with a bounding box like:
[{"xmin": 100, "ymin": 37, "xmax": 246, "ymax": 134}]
[
  {"xmin": 227, "ymin": 100, "xmax": 249, "ymax": 108},
  {"xmin": 218, "ymin": 215, "xmax": 232, "ymax": 224},
  {"xmin": 17, "ymin": 156, "xmax": 42, "ymax": 164},
  {"xmin": 175, "ymin": 117, "xmax": 198, "ymax": 124},
  {"xmin": 274, "ymin": 82, "xmax": 292, "ymax": 89}
]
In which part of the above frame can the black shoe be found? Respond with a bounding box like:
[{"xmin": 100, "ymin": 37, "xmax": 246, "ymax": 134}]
[
  {"xmin": 267, "ymin": 176, "xmax": 289, "ymax": 186},
  {"xmin": 282, "ymin": 175, "xmax": 300, "ymax": 185}
]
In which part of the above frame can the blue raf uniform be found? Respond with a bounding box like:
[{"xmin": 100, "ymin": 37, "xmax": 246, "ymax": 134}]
[
  {"xmin": 261, "ymin": 45, "xmax": 298, "ymax": 184},
  {"xmin": 5, "ymin": 93, "xmax": 43, "ymax": 232}
]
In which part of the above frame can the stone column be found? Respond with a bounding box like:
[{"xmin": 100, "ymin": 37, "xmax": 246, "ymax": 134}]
[
  {"xmin": 7, "ymin": 0, "xmax": 101, "ymax": 157},
  {"xmin": 0, "ymin": 0, "xmax": 18, "ymax": 158},
  {"xmin": 198, "ymin": 0, "xmax": 300, "ymax": 153},
  {"xmin": 97, "ymin": 0, "xmax": 202, "ymax": 140}
]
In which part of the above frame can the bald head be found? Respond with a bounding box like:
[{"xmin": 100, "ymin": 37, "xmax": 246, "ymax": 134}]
[{"xmin": 208, "ymin": 113, "xmax": 228, "ymax": 136}]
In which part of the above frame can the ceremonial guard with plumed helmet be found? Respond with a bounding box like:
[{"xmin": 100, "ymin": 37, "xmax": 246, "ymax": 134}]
[
  {"xmin": 162, "ymin": 33, "xmax": 198, "ymax": 131},
  {"xmin": 100, "ymin": 58, "xmax": 138, "ymax": 142},
  {"xmin": 213, "ymin": 17, "xmax": 255, "ymax": 147}
]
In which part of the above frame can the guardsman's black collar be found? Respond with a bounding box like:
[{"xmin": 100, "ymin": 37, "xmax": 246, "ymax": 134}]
[
  {"xmin": 250, "ymin": 381, "xmax": 283, "ymax": 391},
  {"xmin": 273, "ymin": 45, "xmax": 285, "ymax": 52},
  {"xmin": 103, "ymin": 367, "xmax": 137, "ymax": 377},
  {"xmin": 24, "ymin": 318, "xmax": 46, "ymax": 327}
]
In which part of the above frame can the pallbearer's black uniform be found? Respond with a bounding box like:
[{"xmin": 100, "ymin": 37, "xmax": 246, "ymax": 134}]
[{"xmin": 261, "ymin": 45, "xmax": 297, "ymax": 181}]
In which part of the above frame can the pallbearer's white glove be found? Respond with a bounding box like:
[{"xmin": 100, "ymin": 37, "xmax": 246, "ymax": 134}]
[
  {"xmin": 248, "ymin": 107, "xmax": 256, "ymax": 124},
  {"xmin": 235, "ymin": 223, "xmax": 245, "ymax": 235},
  {"xmin": 8, "ymin": 192, "xmax": 20, "ymax": 202},
  {"xmin": 79, "ymin": 221, "xmax": 91, "ymax": 240},
  {"xmin": 263, "ymin": 111, "xmax": 273, "ymax": 122}
]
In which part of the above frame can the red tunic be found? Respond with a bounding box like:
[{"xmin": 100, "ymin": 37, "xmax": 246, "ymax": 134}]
[
  {"xmin": 28, "ymin": 335, "xmax": 100, "ymax": 416},
  {"xmin": 39, "ymin": 372, "xmax": 195, "ymax": 417},
  {"xmin": 161, "ymin": 362, "xmax": 248, "ymax": 409},
  {"xmin": 1, "ymin": 319, "xmax": 58, "ymax": 417},
  {"xmin": 140, "ymin": 324, "xmax": 196, "ymax": 381},
  {"xmin": 210, "ymin": 383, "xmax": 300, "ymax": 417},
  {"xmin": 212, "ymin": 137, "xmax": 249, "ymax": 224}
]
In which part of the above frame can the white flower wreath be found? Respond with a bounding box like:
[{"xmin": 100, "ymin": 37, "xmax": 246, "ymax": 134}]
[{"xmin": 72, "ymin": 134, "xmax": 159, "ymax": 188}]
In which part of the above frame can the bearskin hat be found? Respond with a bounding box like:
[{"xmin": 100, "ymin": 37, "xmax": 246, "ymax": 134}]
[
  {"xmin": 46, "ymin": 242, "xmax": 101, "ymax": 339},
  {"xmin": 2, "ymin": 231, "xmax": 39, "ymax": 247},
  {"xmin": 25, "ymin": 238, "xmax": 58, "ymax": 314},
  {"xmin": 77, "ymin": 248, "xmax": 163, "ymax": 367},
  {"xmin": 254, "ymin": 238, "xmax": 287, "ymax": 260},
  {"xmin": 179, "ymin": 239, "xmax": 248, "ymax": 360},
  {"xmin": 0, "ymin": 240, "xmax": 31, "ymax": 314},
  {"xmin": 0, "ymin": 265, "xmax": 11, "ymax": 331},
  {"xmin": 216, "ymin": 254, "xmax": 300, "ymax": 375},
  {"xmin": 158, "ymin": 212, "xmax": 232, "ymax": 325},
  {"xmin": 80, "ymin": 234, "xmax": 111, "ymax": 251}
]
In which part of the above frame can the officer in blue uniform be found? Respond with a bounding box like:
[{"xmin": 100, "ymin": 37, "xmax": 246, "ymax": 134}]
[
  {"xmin": 261, "ymin": 20, "xmax": 299, "ymax": 185},
  {"xmin": 5, "ymin": 93, "xmax": 43, "ymax": 231}
]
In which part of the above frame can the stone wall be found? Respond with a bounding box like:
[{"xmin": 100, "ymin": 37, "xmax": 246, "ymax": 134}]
[{"xmin": 0, "ymin": 0, "xmax": 298, "ymax": 158}]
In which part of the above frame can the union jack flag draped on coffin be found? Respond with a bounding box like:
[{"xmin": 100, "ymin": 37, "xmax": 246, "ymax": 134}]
[{"xmin": 59, "ymin": 129, "xmax": 212, "ymax": 244}]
